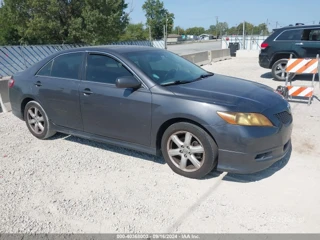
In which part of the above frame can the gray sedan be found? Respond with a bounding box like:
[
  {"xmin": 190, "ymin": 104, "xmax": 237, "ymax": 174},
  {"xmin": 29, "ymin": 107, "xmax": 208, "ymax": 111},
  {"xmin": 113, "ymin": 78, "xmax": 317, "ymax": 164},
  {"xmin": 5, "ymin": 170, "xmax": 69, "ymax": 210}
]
[{"xmin": 8, "ymin": 46, "xmax": 292, "ymax": 179}]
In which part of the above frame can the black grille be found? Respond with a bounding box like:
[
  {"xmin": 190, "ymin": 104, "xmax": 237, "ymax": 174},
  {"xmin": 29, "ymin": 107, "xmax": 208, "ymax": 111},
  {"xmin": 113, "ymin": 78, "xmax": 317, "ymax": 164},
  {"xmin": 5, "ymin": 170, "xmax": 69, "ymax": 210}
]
[{"xmin": 275, "ymin": 111, "xmax": 292, "ymax": 124}]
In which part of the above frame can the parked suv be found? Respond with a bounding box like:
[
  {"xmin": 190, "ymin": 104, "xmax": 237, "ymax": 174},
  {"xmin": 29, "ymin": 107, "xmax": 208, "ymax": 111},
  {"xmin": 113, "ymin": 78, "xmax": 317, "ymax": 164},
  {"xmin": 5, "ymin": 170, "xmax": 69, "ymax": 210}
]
[{"xmin": 259, "ymin": 24, "xmax": 320, "ymax": 81}]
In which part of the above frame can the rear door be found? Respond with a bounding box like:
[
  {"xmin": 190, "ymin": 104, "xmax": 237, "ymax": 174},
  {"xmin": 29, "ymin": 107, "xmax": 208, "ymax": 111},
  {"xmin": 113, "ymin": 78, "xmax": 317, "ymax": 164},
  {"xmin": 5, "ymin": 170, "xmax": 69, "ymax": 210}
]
[
  {"xmin": 79, "ymin": 52, "xmax": 152, "ymax": 146},
  {"xmin": 33, "ymin": 52, "xmax": 85, "ymax": 130},
  {"xmin": 300, "ymin": 28, "xmax": 320, "ymax": 58},
  {"xmin": 274, "ymin": 28, "xmax": 304, "ymax": 56}
]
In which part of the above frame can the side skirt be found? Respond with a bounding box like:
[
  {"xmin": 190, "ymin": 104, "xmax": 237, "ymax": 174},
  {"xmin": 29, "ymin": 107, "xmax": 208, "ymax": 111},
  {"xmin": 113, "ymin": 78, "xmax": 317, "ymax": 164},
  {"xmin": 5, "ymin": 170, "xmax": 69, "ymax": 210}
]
[{"xmin": 52, "ymin": 124, "xmax": 158, "ymax": 156}]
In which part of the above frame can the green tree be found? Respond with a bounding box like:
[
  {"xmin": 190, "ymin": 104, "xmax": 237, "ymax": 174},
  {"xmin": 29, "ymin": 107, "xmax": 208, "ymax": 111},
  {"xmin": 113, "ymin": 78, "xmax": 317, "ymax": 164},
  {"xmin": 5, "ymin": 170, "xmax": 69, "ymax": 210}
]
[
  {"xmin": 173, "ymin": 26, "xmax": 185, "ymax": 35},
  {"xmin": 119, "ymin": 23, "xmax": 148, "ymax": 41},
  {"xmin": 206, "ymin": 25, "xmax": 216, "ymax": 35},
  {"xmin": 216, "ymin": 22, "xmax": 229, "ymax": 35},
  {"xmin": 185, "ymin": 27, "xmax": 205, "ymax": 36},
  {"xmin": 0, "ymin": 0, "xmax": 129, "ymax": 45},
  {"xmin": 71, "ymin": 0, "xmax": 129, "ymax": 45},
  {"xmin": 236, "ymin": 22, "xmax": 254, "ymax": 35},
  {"xmin": 142, "ymin": 0, "xmax": 174, "ymax": 39},
  {"xmin": 0, "ymin": 0, "xmax": 28, "ymax": 45}
]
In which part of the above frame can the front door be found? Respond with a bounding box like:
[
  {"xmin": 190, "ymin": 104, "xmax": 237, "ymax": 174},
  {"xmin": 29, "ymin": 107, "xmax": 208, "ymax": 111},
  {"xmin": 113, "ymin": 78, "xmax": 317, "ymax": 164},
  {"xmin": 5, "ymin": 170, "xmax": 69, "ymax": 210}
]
[
  {"xmin": 79, "ymin": 53, "xmax": 152, "ymax": 146},
  {"xmin": 33, "ymin": 52, "xmax": 84, "ymax": 130}
]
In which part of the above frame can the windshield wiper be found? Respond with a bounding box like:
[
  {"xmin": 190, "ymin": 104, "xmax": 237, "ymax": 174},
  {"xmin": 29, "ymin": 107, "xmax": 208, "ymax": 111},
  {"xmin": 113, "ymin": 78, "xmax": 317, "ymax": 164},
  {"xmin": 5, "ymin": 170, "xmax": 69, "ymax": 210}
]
[
  {"xmin": 161, "ymin": 80, "xmax": 193, "ymax": 86},
  {"xmin": 196, "ymin": 72, "xmax": 214, "ymax": 80}
]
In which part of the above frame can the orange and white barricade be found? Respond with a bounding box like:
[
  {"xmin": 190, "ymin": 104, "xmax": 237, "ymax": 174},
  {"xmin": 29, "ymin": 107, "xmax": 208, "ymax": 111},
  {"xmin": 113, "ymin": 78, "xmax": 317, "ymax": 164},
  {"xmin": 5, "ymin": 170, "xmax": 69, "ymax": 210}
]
[{"xmin": 285, "ymin": 54, "xmax": 319, "ymax": 105}]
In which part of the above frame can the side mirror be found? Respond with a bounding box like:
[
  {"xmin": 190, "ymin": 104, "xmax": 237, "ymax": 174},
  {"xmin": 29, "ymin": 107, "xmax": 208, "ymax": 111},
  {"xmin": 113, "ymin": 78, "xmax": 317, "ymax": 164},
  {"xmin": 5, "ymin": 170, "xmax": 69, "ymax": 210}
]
[{"xmin": 116, "ymin": 76, "xmax": 141, "ymax": 89}]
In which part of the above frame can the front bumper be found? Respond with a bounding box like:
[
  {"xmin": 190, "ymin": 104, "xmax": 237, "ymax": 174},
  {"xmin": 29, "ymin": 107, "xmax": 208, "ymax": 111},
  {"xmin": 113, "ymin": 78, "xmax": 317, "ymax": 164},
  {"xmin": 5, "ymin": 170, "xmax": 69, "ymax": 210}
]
[
  {"xmin": 216, "ymin": 139, "xmax": 292, "ymax": 174},
  {"xmin": 207, "ymin": 111, "xmax": 293, "ymax": 174}
]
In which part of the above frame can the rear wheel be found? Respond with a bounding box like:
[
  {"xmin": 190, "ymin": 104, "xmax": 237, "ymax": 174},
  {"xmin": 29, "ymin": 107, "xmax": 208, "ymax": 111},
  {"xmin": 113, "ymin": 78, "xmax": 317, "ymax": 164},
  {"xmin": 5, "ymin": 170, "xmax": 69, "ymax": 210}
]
[
  {"xmin": 24, "ymin": 101, "xmax": 56, "ymax": 139},
  {"xmin": 161, "ymin": 122, "xmax": 218, "ymax": 179},
  {"xmin": 272, "ymin": 59, "xmax": 296, "ymax": 81}
]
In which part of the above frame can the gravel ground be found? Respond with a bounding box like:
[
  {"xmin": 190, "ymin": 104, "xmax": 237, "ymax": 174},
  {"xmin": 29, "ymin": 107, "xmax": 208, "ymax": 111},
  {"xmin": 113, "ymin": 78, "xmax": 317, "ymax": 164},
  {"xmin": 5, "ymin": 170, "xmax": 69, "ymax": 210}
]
[{"xmin": 1, "ymin": 57, "xmax": 320, "ymax": 234}]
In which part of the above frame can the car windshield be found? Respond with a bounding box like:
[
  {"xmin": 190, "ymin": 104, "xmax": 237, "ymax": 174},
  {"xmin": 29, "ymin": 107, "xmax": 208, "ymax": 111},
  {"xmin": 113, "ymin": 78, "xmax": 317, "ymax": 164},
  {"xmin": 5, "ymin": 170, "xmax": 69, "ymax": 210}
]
[{"xmin": 124, "ymin": 49, "xmax": 211, "ymax": 86}]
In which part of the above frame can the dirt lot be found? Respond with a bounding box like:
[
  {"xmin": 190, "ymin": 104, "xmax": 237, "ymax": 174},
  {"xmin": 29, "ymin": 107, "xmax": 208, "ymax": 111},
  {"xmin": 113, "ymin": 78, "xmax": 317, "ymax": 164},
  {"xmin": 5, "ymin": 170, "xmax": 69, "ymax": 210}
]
[{"xmin": 1, "ymin": 56, "xmax": 320, "ymax": 234}]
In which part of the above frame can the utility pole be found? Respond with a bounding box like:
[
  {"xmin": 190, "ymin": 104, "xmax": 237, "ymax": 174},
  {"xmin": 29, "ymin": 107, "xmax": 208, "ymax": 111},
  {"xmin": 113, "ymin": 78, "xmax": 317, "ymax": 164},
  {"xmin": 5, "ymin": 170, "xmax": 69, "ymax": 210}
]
[
  {"xmin": 149, "ymin": 26, "xmax": 151, "ymax": 42},
  {"xmin": 276, "ymin": 21, "xmax": 278, "ymax": 28},
  {"xmin": 164, "ymin": 25, "xmax": 167, "ymax": 49},
  {"xmin": 264, "ymin": 19, "xmax": 269, "ymax": 36},
  {"xmin": 164, "ymin": 13, "xmax": 168, "ymax": 49},
  {"xmin": 243, "ymin": 20, "xmax": 245, "ymax": 49},
  {"xmin": 215, "ymin": 16, "xmax": 219, "ymax": 39}
]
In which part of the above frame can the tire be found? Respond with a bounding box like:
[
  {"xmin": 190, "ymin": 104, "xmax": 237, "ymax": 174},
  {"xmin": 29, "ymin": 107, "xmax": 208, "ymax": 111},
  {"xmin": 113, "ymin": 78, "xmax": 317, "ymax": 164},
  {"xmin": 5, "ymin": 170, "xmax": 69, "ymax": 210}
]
[
  {"xmin": 24, "ymin": 101, "xmax": 56, "ymax": 139},
  {"xmin": 161, "ymin": 122, "xmax": 218, "ymax": 179},
  {"xmin": 271, "ymin": 59, "xmax": 296, "ymax": 81}
]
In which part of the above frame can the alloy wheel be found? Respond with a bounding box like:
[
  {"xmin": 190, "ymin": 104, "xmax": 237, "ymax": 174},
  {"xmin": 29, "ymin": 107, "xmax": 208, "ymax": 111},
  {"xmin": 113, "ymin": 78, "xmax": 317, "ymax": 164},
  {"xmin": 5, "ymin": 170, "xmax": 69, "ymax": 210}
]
[
  {"xmin": 274, "ymin": 62, "xmax": 288, "ymax": 80},
  {"xmin": 166, "ymin": 131, "xmax": 205, "ymax": 173},
  {"xmin": 27, "ymin": 107, "xmax": 45, "ymax": 135}
]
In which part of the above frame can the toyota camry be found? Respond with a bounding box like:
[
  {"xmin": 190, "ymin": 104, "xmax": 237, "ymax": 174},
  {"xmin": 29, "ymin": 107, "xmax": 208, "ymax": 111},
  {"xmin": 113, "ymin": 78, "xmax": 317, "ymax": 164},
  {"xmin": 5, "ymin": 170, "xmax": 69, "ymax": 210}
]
[{"xmin": 8, "ymin": 46, "xmax": 293, "ymax": 179}]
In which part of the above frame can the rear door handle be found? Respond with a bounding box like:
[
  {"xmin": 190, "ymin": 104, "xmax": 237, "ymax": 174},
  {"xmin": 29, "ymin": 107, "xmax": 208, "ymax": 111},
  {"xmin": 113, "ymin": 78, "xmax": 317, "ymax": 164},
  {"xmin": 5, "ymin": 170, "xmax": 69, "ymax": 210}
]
[
  {"xmin": 82, "ymin": 88, "xmax": 93, "ymax": 95},
  {"xmin": 34, "ymin": 81, "xmax": 42, "ymax": 87},
  {"xmin": 295, "ymin": 42, "xmax": 303, "ymax": 46}
]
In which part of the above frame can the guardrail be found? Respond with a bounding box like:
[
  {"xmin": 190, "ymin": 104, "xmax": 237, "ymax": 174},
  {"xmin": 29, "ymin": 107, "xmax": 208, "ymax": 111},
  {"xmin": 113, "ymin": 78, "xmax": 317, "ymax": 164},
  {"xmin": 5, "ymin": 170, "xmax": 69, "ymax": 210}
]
[
  {"xmin": 0, "ymin": 76, "xmax": 11, "ymax": 113},
  {"xmin": 181, "ymin": 49, "xmax": 231, "ymax": 66}
]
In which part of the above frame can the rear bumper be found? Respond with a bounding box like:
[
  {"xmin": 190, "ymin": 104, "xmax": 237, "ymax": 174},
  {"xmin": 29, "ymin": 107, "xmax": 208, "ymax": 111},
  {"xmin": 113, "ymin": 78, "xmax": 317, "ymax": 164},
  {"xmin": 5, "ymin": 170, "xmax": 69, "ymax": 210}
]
[{"xmin": 259, "ymin": 53, "xmax": 271, "ymax": 69}]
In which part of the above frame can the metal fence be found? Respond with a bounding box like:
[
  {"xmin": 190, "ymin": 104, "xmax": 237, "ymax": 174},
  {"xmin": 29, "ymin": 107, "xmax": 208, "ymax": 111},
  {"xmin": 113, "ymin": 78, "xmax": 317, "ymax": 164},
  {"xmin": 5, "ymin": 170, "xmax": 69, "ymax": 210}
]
[
  {"xmin": 221, "ymin": 35, "xmax": 269, "ymax": 50},
  {"xmin": 0, "ymin": 40, "xmax": 165, "ymax": 77}
]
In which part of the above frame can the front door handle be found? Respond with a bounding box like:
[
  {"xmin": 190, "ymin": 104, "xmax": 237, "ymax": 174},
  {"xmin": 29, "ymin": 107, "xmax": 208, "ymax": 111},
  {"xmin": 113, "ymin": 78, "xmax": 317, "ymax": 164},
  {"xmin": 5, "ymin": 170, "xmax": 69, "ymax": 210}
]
[
  {"xmin": 82, "ymin": 88, "xmax": 93, "ymax": 95},
  {"xmin": 34, "ymin": 81, "xmax": 42, "ymax": 87},
  {"xmin": 295, "ymin": 42, "xmax": 303, "ymax": 46}
]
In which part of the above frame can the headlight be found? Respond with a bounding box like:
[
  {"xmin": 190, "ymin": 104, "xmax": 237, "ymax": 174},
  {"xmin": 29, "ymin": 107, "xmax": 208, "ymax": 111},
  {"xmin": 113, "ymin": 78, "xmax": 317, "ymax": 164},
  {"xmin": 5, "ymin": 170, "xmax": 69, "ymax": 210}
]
[{"xmin": 217, "ymin": 111, "xmax": 273, "ymax": 127}]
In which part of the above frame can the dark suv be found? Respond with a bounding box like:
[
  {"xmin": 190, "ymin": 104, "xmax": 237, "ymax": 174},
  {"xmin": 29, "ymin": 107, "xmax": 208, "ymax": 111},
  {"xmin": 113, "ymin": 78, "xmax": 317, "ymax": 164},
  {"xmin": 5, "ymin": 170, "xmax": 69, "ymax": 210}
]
[{"xmin": 259, "ymin": 24, "xmax": 320, "ymax": 81}]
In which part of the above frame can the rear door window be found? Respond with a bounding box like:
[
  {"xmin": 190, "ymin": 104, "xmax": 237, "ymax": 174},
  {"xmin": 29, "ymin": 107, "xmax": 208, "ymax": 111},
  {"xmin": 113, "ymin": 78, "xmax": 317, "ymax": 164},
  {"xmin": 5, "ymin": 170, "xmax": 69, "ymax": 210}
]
[
  {"xmin": 37, "ymin": 52, "xmax": 84, "ymax": 79},
  {"xmin": 276, "ymin": 29, "xmax": 303, "ymax": 41},
  {"xmin": 301, "ymin": 29, "xmax": 320, "ymax": 41}
]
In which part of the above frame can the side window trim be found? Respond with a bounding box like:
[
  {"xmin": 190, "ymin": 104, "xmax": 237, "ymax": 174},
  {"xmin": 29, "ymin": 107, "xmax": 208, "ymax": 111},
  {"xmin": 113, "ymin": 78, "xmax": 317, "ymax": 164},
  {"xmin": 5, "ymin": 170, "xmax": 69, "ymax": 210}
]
[
  {"xmin": 35, "ymin": 51, "xmax": 86, "ymax": 80},
  {"xmin": 274, "ymin": 29, "xmax": 303, "ymax": 41},
  {"xmin": 84, "ymin": 51, "xmax": 147, "ymax": 89}
]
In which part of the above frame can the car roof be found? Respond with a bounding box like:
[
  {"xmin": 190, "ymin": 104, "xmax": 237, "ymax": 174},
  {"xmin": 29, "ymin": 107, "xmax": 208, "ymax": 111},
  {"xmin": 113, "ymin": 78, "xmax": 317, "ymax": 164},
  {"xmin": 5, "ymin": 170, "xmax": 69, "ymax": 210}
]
[
  {"xmin": 274, "ymin": 24, "xmax": 320, "ymax": 31},
  {"xmin": 55, "ymin": 45, "xmax": 161, "ymax": 55}
]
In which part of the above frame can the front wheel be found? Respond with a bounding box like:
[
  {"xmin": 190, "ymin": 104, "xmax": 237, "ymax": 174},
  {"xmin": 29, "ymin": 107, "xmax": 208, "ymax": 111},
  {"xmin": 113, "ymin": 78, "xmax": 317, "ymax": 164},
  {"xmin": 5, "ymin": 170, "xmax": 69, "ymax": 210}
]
[
  {"xmin": 271, "ymin": 59, "xmax": 296, "ymax": 81},
  {"xmin": 161, "ymin": 122, "xmax": 218, "ymax": 179},
  {"xmin": 24, "ymin": 101, "xmax": 56, "ymax": 139}
]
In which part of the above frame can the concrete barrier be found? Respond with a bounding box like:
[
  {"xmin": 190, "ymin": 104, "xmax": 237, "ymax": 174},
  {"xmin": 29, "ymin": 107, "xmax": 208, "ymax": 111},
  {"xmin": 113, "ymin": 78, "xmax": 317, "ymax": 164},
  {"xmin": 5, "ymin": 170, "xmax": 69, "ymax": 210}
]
[
  {"xmin": 181, "ymin": 51, "xmax": 210, "ymax": 66},
  {"xmin": 0, "ymin": 76, "xmax": 12, "ymax": 113},
  {"xmin": 209, "ymin": 49, "xmax": 231, "ymax": 62},
  {"xmin": 181, "ymin": 49, "xmax": 231, "ymax": 66},
  {"xmin": 235, "ymin": 50, "xmax": 260, "ymax": 58}
]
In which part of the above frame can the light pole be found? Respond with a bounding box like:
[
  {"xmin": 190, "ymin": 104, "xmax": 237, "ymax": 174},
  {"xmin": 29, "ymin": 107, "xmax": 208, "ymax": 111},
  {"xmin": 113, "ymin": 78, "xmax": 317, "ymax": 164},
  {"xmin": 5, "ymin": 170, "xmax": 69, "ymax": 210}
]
[
  {"xmin": 165, "ymin": 13, "xmax": 168, "ymax": 49},
  {"xmin": 243, "ymin": 20, "xmax": 245, "ymax": 49}
]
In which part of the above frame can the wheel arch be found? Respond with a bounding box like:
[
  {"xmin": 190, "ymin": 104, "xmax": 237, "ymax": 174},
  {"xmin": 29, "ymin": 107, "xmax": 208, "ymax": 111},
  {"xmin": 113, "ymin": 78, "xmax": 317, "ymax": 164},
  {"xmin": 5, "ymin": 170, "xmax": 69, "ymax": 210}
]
[
  {"xmin": 21, "ymin": 97, "xmax": 35, "ymax": 120},
  {"xmin": 270, "ymin": 52, "xmax": 297, "ymax": 68},
  {"xmin": 155, "ymin": 118, "xmax": 219, "ymax": 155}
]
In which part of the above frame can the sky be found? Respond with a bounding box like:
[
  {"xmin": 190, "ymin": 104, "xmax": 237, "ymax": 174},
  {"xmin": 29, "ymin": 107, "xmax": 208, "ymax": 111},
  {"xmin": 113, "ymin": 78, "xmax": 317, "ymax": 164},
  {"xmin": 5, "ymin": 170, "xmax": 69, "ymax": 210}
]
[{"xmin": 127, "ymin": 0, "xmax": 320, "ymax": 30}]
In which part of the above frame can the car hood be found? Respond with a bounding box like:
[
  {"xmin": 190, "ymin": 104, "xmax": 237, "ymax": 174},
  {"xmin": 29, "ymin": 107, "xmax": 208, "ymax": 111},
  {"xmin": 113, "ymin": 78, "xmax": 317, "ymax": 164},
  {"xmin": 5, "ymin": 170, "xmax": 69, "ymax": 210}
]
[{"xmin": 165, "ymin": 74, "xmax": 286, "ymax": 112}]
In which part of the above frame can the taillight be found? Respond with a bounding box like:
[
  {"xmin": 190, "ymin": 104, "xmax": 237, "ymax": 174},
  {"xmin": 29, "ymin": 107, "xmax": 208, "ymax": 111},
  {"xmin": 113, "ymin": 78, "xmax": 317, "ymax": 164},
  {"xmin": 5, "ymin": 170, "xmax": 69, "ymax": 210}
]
[
  {"xmin": 261, "ymin": 43, "xmax": 269, "ymax": 50},
  {"xmin": 8, "ymin": 78, "xmax": 15, "ymax": 88}
]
